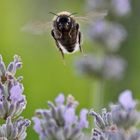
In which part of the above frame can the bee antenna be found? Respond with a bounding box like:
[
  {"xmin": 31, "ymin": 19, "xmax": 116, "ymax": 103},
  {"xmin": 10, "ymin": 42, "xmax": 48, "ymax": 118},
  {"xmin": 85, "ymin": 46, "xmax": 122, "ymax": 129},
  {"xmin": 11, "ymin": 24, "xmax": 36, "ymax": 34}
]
[
  {"xmin": 49, "ymin": 12, "xmax": 59, "ymax": 17},
  {"xmin": 68, "ymin": 12, "xmax": 78, "ymax": 17}
]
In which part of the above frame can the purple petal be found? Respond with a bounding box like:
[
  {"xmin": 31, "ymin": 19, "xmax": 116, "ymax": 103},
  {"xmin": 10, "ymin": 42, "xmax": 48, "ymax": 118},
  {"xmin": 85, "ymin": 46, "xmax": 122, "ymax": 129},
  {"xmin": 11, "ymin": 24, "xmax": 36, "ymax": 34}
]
[
  {"xmin": 119, "ymin": 90, "xmax": 136, "ymax": 110},
  {"xmin": 32, "ymin": 117, "xmax": 42, "ymax": 134},
  {"xmin": 79, "ymin": 109, "xmax": 89, "ymax": 128},
  {"xmin": 63, "ymin": 108, "xmax": 77, "ymax": 126},
  {"xmin": 55, "ymin": 94, "xmax": 65, "ymax": 105},
  {"xmin": 16, "ymin": 62, "xmax": 22, "ymax": 69},
  {"xmin": 10, "ymin": 84, "xmax": 24, "ymax": 102},
  {"xmin": 0, "ymin": 87, "xmax": 2, "ymax": 100}
]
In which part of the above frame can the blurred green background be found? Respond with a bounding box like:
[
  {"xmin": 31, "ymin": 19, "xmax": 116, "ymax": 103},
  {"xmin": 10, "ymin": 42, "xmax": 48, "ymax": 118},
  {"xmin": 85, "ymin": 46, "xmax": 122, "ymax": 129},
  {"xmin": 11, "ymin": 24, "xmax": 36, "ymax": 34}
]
[{"xmin": 0, "ymin": 0, "xmax": 140, "ymax": 139}]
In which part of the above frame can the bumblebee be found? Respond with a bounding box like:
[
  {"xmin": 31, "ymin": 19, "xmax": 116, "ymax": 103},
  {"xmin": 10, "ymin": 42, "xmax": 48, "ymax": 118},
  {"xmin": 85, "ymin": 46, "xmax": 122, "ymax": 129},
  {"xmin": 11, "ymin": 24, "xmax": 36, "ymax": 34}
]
[
  {"xmin": 51, "ymin": 11, "xmax": 82, "ymax": 58},
  {"xmin": 22, "ymin": 11, "xmax": 107, "ymax": 59}
]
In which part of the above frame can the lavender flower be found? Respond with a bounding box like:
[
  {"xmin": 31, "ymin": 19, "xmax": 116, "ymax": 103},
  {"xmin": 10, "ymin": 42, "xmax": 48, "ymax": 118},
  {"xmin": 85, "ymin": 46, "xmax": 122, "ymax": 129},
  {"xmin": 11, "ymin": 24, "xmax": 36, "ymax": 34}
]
[
  {"xmin": 90, "ymin": 108, "xmax": 118, "ymax": 140},
  {"xmin": 89, "ymin": 108, "xmax": 113, "ymax": 131},
  {"xmin": 88, "ymin": 20, "xmax": 127, "ymax": 52},
  {"xmin": 75, "ymin": 55, "xmax": 103, "ymax": 78},
  {"xmin": 90, "ymin": 90, "xmax": 140, "ymax": 140},
  {"xmin": 0, "ymin": 55, "xmax": 30, "ymax": 140},
  {"xmin": 0, "ymin": 82, "xmax": 26, "ymax": 119},
  {"xmin": 86, "ymin": 0, "xmax": 131, "ymax": 17},
  {"xmin": 0, "ymin": 55, "xmax": 22, "ymax": 84},
  {"xmin": 75, "ymin": 0, "xmax": 129, "ymax": 85},
  {"xmin": 33, "ymin": 94, "xmax": 89, "ymax": 140},
  {"xmin": 111, "ymin": 90, "xmax": 139, "ymax": 130},
  {"xmin": 118, "ymin": 90, "xmax": 136, "ymax": 110},
  {"xmin": 75, "ymin": 55, "xmax": 126, "ymax": 80},
  {"xmin": 86, "ymin": 0, "xmax": 108, "ymax": 11},
  {"xmin": 0, "ymin": 55, "xmax": 26, "ymax": 119},
  {"xmin": 0, "ymin": 117, "xmax": 30, "ymax": 140},
  {"xmin": 111, "ymin": 0, "xmax": 131, "ymax": 16}
]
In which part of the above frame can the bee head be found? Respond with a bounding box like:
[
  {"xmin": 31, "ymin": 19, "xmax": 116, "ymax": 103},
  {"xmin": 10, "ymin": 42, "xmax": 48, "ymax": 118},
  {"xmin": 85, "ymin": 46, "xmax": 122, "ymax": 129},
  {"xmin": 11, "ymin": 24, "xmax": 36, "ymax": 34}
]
[
  {"xmin": 50, "ymin": 12, "xmax": 77, "ymax": 31},
  {"xmin": 56, "ymin": 15, "xmax": 72, "ymax": 31}
]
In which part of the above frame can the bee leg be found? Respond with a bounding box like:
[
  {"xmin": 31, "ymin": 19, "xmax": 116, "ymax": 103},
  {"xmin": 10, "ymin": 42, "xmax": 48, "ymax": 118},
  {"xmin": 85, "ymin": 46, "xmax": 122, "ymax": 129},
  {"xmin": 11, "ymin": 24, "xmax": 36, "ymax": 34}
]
[
  {"xmin": 68, "ymin": 31, "xmax": 72, "ymax": 38},
  {"xmin": 51, "ymin": 30, "xmax": 65, "ymax": 59},
  {"xmin": 76, "ymin": 23, "xmax": 79, "ymax": 30},
  {"xmin": 55, "ymin": 40, "xmax": 64, "ymax": 59},
  {"xmin": 76, "ymin": 24, "xmax": 84, "ymax": 55},
  {"xmin": 58, "ymin": 45, "xmax": 64, "ymax": 59},
  {"xmin": 78, "ymin": 31, "xmax": 83, "ymax": 53},
  {"xmin": 68, "ymin": 28, "xmax": 72, "ymax": 38}
]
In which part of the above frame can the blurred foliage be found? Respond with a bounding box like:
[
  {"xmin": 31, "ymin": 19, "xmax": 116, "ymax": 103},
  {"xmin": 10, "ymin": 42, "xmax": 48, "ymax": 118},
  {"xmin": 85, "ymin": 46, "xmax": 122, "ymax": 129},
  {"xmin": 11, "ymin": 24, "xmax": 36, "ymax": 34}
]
[{"xmin": 0, "ymin": 0, "xmax": 140, "ymax": 140}]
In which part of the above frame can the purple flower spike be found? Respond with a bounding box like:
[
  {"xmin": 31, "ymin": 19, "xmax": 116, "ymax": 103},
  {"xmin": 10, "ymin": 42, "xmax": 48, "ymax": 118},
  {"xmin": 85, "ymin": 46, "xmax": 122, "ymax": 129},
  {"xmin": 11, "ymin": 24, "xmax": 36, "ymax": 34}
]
[
  {"xmin": 0, "ymin": 55, "xmax": 27, "ymax": 119},
  {"xmin": 90, "ymin": 90, "xmax": 140, "ymax": 140},
  {"xmin": 75, "ymin": 54, "xmax": 126, "ymax": 80},
  {"xmin": 0, "ymin": 117, "xmax": 30, "ymax": 140},
  {"xmin": 0, "ymin": 55, "xmax": 30, "ymax": 140},
  {"xmin": 111, "ymin": 90, "xmax": 139, "ymax": 130},
  {"xmin": 86, "ymin": 0, "xmax": 131, "ymax": 17},
  {"xmin": 33, "ymin": 94, "xmax": 89, "ymax": 140}
]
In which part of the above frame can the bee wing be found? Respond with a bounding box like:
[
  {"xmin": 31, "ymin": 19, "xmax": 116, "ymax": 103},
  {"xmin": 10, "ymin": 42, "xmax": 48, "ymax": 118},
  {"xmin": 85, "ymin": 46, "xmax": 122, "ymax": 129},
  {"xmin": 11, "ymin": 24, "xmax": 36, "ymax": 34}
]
[
  {"xmin": 75, "ymin": 11, "xmax": 108, "ymax": 24},
  {"xmin": 21, "ymin": 21, "xmax": 52, "ymax": 35}
]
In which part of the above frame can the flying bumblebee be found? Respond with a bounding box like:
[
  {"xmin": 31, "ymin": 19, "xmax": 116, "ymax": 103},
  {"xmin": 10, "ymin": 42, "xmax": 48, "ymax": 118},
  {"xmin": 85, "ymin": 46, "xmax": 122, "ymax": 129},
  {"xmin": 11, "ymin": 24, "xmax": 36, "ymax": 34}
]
[
  {"xmin": 50, "ymin": 11, "xmax": 83, "ymax": 58},
  {"xmin": 22, "ymin": 11, "xmax": 107, "ymax": 59}
]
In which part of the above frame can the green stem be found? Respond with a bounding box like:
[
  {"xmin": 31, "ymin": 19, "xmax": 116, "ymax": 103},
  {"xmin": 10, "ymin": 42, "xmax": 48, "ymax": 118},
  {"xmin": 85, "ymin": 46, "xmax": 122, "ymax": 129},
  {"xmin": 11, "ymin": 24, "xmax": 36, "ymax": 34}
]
[{"xmin": 90, "ymin": 78, "xmax": 105, "ymax": 111}]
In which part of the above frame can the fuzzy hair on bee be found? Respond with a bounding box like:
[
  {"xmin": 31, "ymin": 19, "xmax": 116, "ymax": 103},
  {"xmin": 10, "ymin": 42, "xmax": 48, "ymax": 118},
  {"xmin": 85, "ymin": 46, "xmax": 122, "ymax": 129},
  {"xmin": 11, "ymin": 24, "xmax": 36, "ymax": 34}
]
[{"xmin": 50, "ymin": 11, "xmax": 83, "ymax": 59}]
